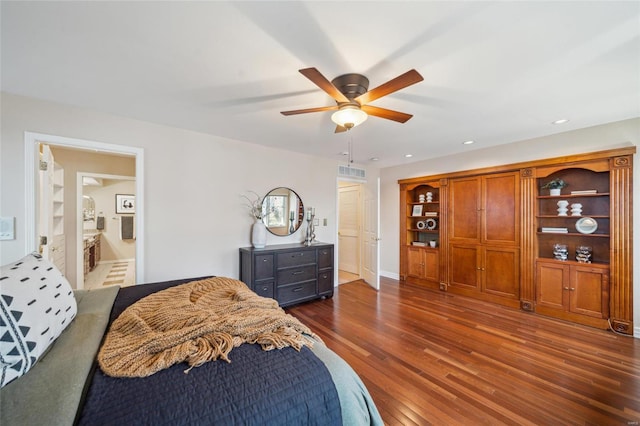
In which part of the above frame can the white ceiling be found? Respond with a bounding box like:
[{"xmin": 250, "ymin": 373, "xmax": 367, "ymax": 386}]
[{"xmin": 2, "ymin": 1, "xmax": 639, "ymax": 168}]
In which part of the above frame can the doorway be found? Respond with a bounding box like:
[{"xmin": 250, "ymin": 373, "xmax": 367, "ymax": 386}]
[
  {"xmin": 25, "ymin": 132, "xmax": 144, "ymax": 289},
  {"xmin": 336, "ymin": 176, "xmax": 380, "ymax": 290},
  {"xmin": 338, "ymin": 181, "xmax": 362, "ymax": 284}
]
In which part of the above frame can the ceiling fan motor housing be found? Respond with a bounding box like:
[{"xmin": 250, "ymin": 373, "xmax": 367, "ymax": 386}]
[{"xmin": 331, "ymin": 73, "xmax": 370, "ymax": 101}]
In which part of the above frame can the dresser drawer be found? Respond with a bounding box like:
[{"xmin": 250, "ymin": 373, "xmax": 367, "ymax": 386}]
[
  {"xmin": 318, "ymin": 247, "xmax": 333, "ymax": 269},
  {"xmin": 254, "ymin": 254, "xmax": 274, "ymax": 280},
  {"xmin": 277, "ymin": 264, "xmax": 316, "ymax": 285},
  {"xmin": 253, "ymin": 280, "xmax": 274, "ymax": 299},
  {"xmin": 277, "ymin": 250, "xmax": 316, "ymax": 268},
  {"xmin": 318, "ymin": 269, "xmax": 333, "ymax": 295},
  {"xmin": 277, "ymin": 280, "xmax": 316, "ymax": 305}
]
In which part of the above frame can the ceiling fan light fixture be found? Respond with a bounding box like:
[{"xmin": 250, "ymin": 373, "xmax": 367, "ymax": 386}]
[{"xmin": 331, "ymin": 105, "xmax": 368, "ymax": 129}]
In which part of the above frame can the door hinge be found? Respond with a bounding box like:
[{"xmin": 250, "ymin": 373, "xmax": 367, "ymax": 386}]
[
  {"xmin": 39, "ymin": 160, "xmax": 48, "ymax": 171},
  {"xmin": 39, "ymin": 235, "xmax": 48, "ymax": 245}
]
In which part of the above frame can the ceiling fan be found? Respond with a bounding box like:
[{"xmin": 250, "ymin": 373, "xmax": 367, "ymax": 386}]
[{"xmin": 280, "ymin": 67, "xmax": 424, "ymax": 133}]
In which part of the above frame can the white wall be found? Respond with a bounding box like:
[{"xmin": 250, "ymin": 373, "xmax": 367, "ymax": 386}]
[
  {"xmin": 0, "ymin": 92, "xmax": 343, "ymax": 284},
  {"xmin": 379, "ymin": 117, "xmax": 639, "ymax": 336}
]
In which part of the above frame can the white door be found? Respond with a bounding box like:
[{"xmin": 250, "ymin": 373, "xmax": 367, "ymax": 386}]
[
  {"xmin": 338, "ymin": 184, "xmax": 360, "ymax": 274},
  {"xmin": 362, "ymin": 177, "xmax": 380, "ymax": 290}
]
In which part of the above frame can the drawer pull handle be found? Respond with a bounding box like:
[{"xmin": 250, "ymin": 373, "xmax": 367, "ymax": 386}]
[
  {"xmin": 292, "ymin": 271, "xmax": 303, "ymax": 275},
  {"xmin": 262, "ymin": 259, "xmax": 268, "ymax": 262},
  {"xmin": 292, "ymin": 287, "xmax": 304, "ymax": 292},
  {"xmin": 292, "ymin": 253, "xmax": 304, "ymax": 257}
]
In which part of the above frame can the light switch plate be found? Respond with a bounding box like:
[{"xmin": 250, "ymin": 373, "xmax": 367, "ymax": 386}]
[{"xmin": 0, "ymin": 217, "xmax": 15, "ymax": 240}]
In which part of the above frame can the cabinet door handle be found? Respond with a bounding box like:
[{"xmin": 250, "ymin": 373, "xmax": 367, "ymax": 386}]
[
  {"xmin": 262, "ymin": 258, "xmax": 268, "ymax": 262},
  {"xmin": 570, "ymin": 288, "xmax": 575, "ymax": 291},
  {"xmin": 564, "ymin": 287, "xmax": 570, "ymax": 290},
  {"xmin": 292, "ymin": 286, "xmax": 304, "ymax": 292}
]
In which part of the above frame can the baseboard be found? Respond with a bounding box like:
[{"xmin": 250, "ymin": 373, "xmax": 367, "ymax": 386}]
[
  {"xmin": 380, "ymin": 270, "xmax": 399, "ymax": 280},
  {"xmin": 634, "ymin": 326, "xmax": 640, "ymax": 339}
]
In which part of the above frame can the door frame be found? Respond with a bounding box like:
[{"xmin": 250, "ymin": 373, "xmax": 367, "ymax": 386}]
[{"xmin": 24, "ymin": 132, "xmax": 145, "ymax": 286}]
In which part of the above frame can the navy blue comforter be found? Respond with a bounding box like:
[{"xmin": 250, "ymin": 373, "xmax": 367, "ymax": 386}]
[{"xmin": 77, "ymin": 278, "xmax": 342, "ymax": 425}]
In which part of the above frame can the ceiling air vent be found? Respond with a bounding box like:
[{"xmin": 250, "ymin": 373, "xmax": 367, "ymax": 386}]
[{"xmin": 338, "ymin": 165, "xmax": 366, "ymax": 179}]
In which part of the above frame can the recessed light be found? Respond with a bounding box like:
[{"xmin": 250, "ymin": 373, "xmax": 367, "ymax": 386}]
[
  {"xmin": 462, "ymin": 140, "xmax": 475, "ymax": 145},
  {"xmin": 405, "ymin": 154, "xmax": 413, "ymax": 158},
  {"xmin": 339, "ymin": 151, "xmax": 349, "ymax": 156},
  {"xmin": 369, "ymin": 157, "xmax": 379, "ymax": 161},
  {"xmin": 552, "ymin": 119, "xmax": 569, "ymax": 125}
]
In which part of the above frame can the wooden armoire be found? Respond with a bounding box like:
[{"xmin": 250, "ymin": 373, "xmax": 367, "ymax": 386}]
[{"xmin": 399, "ymin": 147, "xmax": 635, "ymax": 334}]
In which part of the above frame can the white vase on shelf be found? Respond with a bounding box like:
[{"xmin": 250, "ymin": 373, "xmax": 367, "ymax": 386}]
[
  {"xmin": 557, "ymin": 200, "xmax": 569, "ymax": 216},
  {"xmin": 252, "ymin": 218, "xmax": 267, "ymax": 248},
  {"xmin": 550, "ymin": 188, "xmax": 561, "ymax": 196}
]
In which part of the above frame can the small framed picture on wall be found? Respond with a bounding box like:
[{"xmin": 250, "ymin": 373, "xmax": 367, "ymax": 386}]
[{"xmin": 116, "ymin": 194, "xmax": 135, "ymax": 214}]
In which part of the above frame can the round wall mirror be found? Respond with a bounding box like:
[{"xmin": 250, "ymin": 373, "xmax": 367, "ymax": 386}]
[{"xmin": 262, "ymin": 187, "xmax": 304, "ymax": 236}]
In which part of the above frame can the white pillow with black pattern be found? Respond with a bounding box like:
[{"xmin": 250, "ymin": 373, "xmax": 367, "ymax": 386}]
[{"xmin": 0, "ymin": 252, "xmax": 77, "ymax": 387}]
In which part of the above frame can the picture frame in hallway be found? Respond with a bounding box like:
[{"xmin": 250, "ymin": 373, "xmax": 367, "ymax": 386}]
[{"xmin": 116, "ymin": 194, "xmax": 135, "ymax": 214}]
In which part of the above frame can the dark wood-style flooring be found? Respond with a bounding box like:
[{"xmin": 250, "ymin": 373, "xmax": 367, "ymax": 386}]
[{"xmin": 287, "ymin": 277, "xmax": 640, "ymax": 425}]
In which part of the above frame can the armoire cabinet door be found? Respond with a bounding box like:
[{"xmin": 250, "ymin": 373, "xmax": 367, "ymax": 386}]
[
  {"xmin": 570, "ymin": 265, "xmax": 609, "ymax": 319},
  {"xmin": 449, "ymin": 177, "xmax": 481, "ymax": 242},
  {"xmin": 483, "ymin": 246, "xmax": 519, "ymax": 299},
  {"xmin": 406, "ymin": 246, "xmax": 424, "ymax": 278},
  {"xmin": 449, "ymin": 244, "xmax": 481, "ymax": 290},
  {"xmin": 449, "ymin": 172, "xmax": 519, "ymax": 245},
  {"xmin": 536, "ymin": 261, "xmax": 569, "ymax": 311},
  {"xmin": 482, "ymin": 172, "xmax": 519, "ymax": 245}
]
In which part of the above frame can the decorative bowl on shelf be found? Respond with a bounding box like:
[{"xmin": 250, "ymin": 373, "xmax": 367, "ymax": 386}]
[
  {"xmin": 575, "ymin": 217, "xmax": 598, "ymax": 234},
  {"xmin": 424, "ymin": 218, "xmax": 437, "ymax": 230}
]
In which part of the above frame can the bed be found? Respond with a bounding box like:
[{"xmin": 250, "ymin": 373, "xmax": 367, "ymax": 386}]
[{"xmin": 0, "ymin": 254, "xmax": 382, "ymax": 425}]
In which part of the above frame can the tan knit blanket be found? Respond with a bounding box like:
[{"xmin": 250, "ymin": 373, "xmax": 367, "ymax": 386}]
[{"xmin": 98, "ymin": 277, "xmax": 317, "ymax": 378}]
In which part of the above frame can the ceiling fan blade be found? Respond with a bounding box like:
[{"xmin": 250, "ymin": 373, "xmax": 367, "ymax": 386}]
[
  {"xmin": 299, "ymin": 68, "xmax": 350, "ymax": 103},
  {"xmin": 355, "ymin": 69, "xmax": 423, "ymax": 105},
  {"xmin": 280, "ymin": 105, "xmax": 339, "ymax": 116},
  {"xmin": 361, "ymin": 105, "xmax": 413, "ymax": 123},
  {"xmin": 334, "ymin": 125, "xmax": 348, "ymax": 133}
]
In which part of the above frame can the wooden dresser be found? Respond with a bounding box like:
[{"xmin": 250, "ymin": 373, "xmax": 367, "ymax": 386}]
[{"xmin": 239, "ymin": 242, "xmax": 334, "ymax": 307}]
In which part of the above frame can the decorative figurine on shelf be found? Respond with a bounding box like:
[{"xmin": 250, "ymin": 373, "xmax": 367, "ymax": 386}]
[
  {"xmin": 556, "ymin": 200, "xmax": 569, "ymax": 216},
  {"xmin": 541, "ymin": 178, "xmax": 568, "ymax": 196},
  {"xmin": 426, "ymin": 191, "xmax": 433, "ymax": 202},
  {"xmin": 304, "ymin": 207, "xmax": 316, "ymax": 246},
  {"xmin": 575, "ymin": 246, "xmax": 592, "ymax": 263},
  {"xmin": 570, "ymin": 203, "xmax": 583, "ymax": 216},
  {"xmin": 553, "ymin": 243, "xmax": 568, "ymax": 261}
]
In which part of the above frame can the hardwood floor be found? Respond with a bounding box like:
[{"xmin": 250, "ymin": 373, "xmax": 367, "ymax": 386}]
[{"xmin": 286, "ymin": 277, "xmax": 640, "ymax": 425}]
